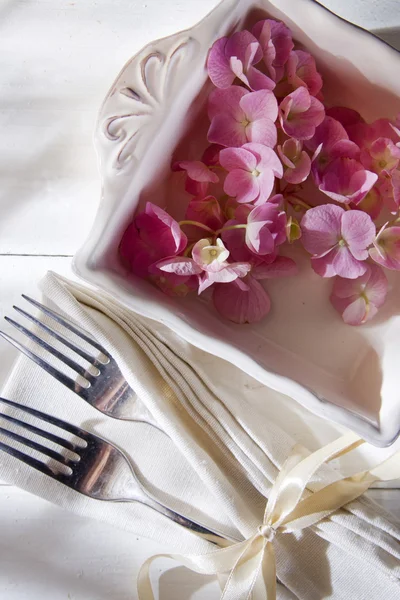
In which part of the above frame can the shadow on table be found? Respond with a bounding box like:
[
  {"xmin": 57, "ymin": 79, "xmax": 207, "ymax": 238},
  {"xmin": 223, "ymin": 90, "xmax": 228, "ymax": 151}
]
[{"xmin": 372, "ymin": 27, "xmax": 400, "ymax": 51}]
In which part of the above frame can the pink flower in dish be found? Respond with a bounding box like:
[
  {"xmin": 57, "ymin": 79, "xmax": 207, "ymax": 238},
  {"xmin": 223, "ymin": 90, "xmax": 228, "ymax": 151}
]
[
  {"xmin": 172, "ymin": 160, "xmax": 219, "ymax": 196},
  {"xmin": 207, "ymin": 30, "xmax": 274, "ymax": 91},
  {"xmin": 213, "ymin": 275, "xmax": 271, "ymax": 323},
  {"xmin": 251, "ymin": 19, "xmax": 293, "ymax": 82},
  {"xmin": 191, "ymin": 238, "xmax": 251, "ymax": 293},
  {"xmin": 369, "ymin": 225, "xmax": 400, "ymax": 271},
  {"xmin": 185, "ymin": 195, "xmax": 225, "ymax": 231},
  {"xmin": 330, "ymin": 265, "xmax": 388, "ymax": 325},
  {"xmin": 120, "ymin": 203, "xmax": 187, "ymax": 278},
  {"xmin": 278, "ymin": 138, "xmax": 311, "ymax": 184},
  {"xmin": 222, "ymin": 201, "xmax": 286, "ymax": 258},
  {"xmin": 355, "ymin": 187, "xmax": 383, "ymax": 220},
  {"xmin": 319, "ymin": 157, "xmax": 378, "ymax": 205},
  {"xmin": 305, "ymin": 117, "xmax": 360, "ymax": 184},
  {"xmin": 279, "ymin": 87, "xmax": 324, "ymax": 140},
  {"xmin": 220, "ymin": 142, "xmax": 283, "ymax": 204},
  {"xmin": 148, "ymin": 263, "xmax": 199, "ymax": 297},
  {"xmin": 379, "ymin": 169, "xmax": 400, "ymax": 212},
  {"xmin": 208, "ymin": 86, "xmax": 278, "ymax": 148},
  {"xmin": 286, "ymin": 50, "xmax": 323, "ymax": 97},
  {"xmin": 301, "ymin": 204, "xmax": 376, "ymax": 278},
  {"xmin": 360, "ymin": 137, "xmax": 400, "ymax": 175}
]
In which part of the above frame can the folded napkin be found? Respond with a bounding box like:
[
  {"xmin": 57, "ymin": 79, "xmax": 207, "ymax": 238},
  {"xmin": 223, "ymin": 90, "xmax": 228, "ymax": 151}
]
[{"xmin": 1, "ymin": 271, "xmax": 399, "ymax": 599}]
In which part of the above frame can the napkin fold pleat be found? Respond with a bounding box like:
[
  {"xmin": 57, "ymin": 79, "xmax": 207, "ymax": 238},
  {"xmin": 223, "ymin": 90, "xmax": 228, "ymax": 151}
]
[{"xmin": 0, "ymin": 271, "xmax": 398, "ymax": 599}]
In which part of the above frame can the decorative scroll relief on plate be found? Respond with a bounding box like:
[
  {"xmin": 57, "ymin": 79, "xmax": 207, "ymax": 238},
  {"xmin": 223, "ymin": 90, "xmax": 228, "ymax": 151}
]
[{"xmin": 102, "ymin": 37, "xmax": 196, "ymax": 171}]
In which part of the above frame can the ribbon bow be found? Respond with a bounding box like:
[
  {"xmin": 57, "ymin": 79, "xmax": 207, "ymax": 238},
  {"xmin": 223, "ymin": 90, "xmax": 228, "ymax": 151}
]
[{"xmin": 138, "ymin": 433, "xmax": 400, "ymax": 600}]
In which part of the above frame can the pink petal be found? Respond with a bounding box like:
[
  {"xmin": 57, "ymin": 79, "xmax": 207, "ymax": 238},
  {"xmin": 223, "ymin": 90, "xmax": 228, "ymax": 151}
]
[
  {"xmin": 202, "ymin": 144, "xmax": 223, "ymax": 166},
  {"xmin": 225, "ymin": 31, "xmax": 262, "ymax": 67},
  {"xmin": 341, "ymin": 297, "xmax": 369, "ymax": 326},
  {"xmin": 286, "ymin": 50, "xmax": 323, "ymax": 97},
  {"xmin": 311, "ymin": 253, "xmax": 337, "ymax": 277},
  {"xmin": 284, "ymin": 151, "xmax": 311, "ymax": 184},
  {"xmin": 320, "ymin": 158, "xmax": 377, "ymax": 204},
  {"xmin": 240, "ymin": 89, "xmax": 278, "ymax": 122},
  {"xmin": 207, "ymin": 85, "xmax": 248, "ymax": 120},
  {"xmin": 208, "ymin": 113, "xmax": 247, "ymax": 147},
  {"xmin": 300, "ymin": 204, "xmax": 343, "ymax": 255},
  {"xmin": 186, "ymin": 196, "xmax": 224, "ymax": 231},
  {"xmin": 212, "ymin": 276, "xmax": 271, "ymax": 323},
  {"xmin": 365, "ymin": 264, "xmax": 388, "ymax": 307},
  {"xmin": 198, "ymin": 261, "xmax": 251, "ymax": 293},
  {"xmin": 369, "ymin": 226, "xmax": 400, "ymax": 270},
  {"xmin": 246, "ymin": 66, "xmax": 275, "ymax": 91},
  {"xmin": 224, "ymin": 169, "xmax": 259, "ymax": 204},
  {"xmin": 340, "ymin": 210, "xmax": 376, "ymax": 259},
  {"xmin": 331, "ymin": 272, "xmax": 369, "ymax": 299},
  {"xmin": 245, "ymin": 118, "xmax": 277, "ymax": 147},
  {"xmin": 219, "ymin": 146, "xmax": 257, "ymax": 172},
  {"xmin": 243, "ymin": 142, "xmax": 283, "ymax": 176},
  {"xmin": 331, "ymin": 246, "xmax": 368, "ymax": 279},
  {"xmin": 156, "ymin": 257, "xmax": 202, "ymax": 276},
  {"xmin": 174, "ymin": 160, "xmax": 219, "ymax": 183},
  {"xmin": 256, "ymin": 171, "xmax": 276, "ymax": 204},
  {"xmin": 305, "ymin": 116, "xmax": 348, "ymax": 154},
  {"xmin": 207, "ymin": 37, "xmax": 234, "ymax": 88},
  {"xmin": 246, "ymin": 222, "xmax": 274, "ymax": 254},
  {"xmin": 252, "ymin": 256, "xmax": 298, "ymax": 279}
]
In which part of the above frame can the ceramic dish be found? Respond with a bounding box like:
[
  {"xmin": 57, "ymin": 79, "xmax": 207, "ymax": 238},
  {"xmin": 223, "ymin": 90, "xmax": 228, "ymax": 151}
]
[{"xmin": 73, "ymin": 0, "xmax": 400, "ymax": 446}]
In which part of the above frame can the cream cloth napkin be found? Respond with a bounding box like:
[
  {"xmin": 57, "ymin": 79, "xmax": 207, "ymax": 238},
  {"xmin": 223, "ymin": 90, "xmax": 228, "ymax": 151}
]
[{"xmin": 1, "ymin": 271, "xmax": 399, "ymax": 599}]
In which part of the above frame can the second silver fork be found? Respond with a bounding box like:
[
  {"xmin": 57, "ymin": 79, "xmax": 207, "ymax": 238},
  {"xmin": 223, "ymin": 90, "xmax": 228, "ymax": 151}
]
[{"xmin": 0, "ymin": 295, "xmax": 159, "ymax": 427}]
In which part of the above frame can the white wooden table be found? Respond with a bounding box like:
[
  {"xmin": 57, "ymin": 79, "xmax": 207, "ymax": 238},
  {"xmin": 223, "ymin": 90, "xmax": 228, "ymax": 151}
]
[{"xmin": 0, "ymin": 2, "xmax": 399, "ymax": 598}]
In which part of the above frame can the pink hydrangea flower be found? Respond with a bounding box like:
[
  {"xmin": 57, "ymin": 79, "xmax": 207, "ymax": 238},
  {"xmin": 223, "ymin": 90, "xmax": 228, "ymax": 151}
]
[
  {"xmin": 379, "ymin": 169, "xmax": 400, "ymax": 212},
  {"xmin": 207, "ymin": 30, "xmax": 274, "ymax": 91},
  {"xmin": 251, "ymin": 19, "xmax": 293, "ymax": 82},
  {"xmin": 148, "ymin": 263, "xmax": 198, "ymax": 297},
  {"xmin": 305, "ymin": 116, "xmax": 360, "ymax": 184},
  {"xmin": 286, "ymin": 50, "xmax": 323, "ymax": 97},
  {"xmin": 219, "ymin": 142, "xmax": 282, "ymax": 204},
  {"xmin": 208, "ymin": 86, "xmax": 278, "ymax": 148},
  {"xmin": 212, "ymin": 255, "xmax": 298, "ymax": 323},
  {"xmin": 301, "ymin": 204, "xmax": 376, "ymax": 278},
  {"xmin": 319, "ymin": 157, "xmax": 378, "ymax": 205},
  {"xmin": 369, "ymin": 224, "xmax": 400, "ymax": 271},
  {"xmin": 330, "ymin": 265, "xmax": 388, "ymax": 325},
  {"xmin": 172, "ymin": 160, "xmax": 219, "ymax": 196},
  {"xmin": 120, "ymin": 203, "xmax": 187, "ymax": 277},
  {"xmin": 277, "ymin": 138, "xmax": 311, "ymax": 184},
  {"xmin": 279, "ymin": 87, "xmax": 324, "ymax": 140},
  {"xmin": 157, "ymin": 238, "xmax": 251, "ymax": 294},
  {"xmin": 185, "ymin": 195, "xmax": 224, "ymax": 231},
  {"xmin": 222, "ymin": 201, "xmax": 286, "ymax": 259},
  {"xmin": 213, "ymin": 275, "xmax": 271, "ymax": 323},
  {"xmin": 360, "ymin": 137, "xmax": 400, "ymax": 175}
]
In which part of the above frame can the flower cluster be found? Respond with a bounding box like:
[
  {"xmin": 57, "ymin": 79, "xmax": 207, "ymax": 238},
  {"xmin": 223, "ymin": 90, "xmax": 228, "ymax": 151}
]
[{"xmin": 120, "ymin": 18, "xmax": 400, "ymax": 326}]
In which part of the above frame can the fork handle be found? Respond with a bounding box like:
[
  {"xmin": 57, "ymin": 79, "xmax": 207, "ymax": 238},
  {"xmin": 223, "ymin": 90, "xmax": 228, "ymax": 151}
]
[{"xmin": 133, "ymin": 494, "xmax": 239, "ymax": 546}]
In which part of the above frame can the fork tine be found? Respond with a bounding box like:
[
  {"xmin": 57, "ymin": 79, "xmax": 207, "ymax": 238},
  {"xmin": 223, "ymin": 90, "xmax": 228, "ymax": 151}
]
[
  {"xmin": 0, "ymin": 424, "xmax": 73, "ymax": 466},
  {"xmin": 0, "ymin": 439, "xmax": 55, "ymax": 478},
  {"xmin": 0, "ymin": 329, "xmax": 87, "ymax": 397},
  {"xmin": 4, "ymin": 316, "xmax": 91, "ymax": 379},
  {"xmin": 0, "ymin": 397, "xmax": 88, "ymax": 440},
  {"xmin": 0, "ymin": 411, "xmax": 77, "ymax": 452},
  {"xmin": 13, "ymin": 305, "xmax": 98, "ymax": 366},
  {"xmin": 22, "ymin": 295, "xmax": 110, "ymax": 358}
]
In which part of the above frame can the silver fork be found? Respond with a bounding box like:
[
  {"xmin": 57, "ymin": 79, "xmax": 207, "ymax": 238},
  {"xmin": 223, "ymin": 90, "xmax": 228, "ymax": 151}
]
[
  {"xmin": 0, "ymin": 295, "xmax": 158, "ymax": 426},
  {"xmin": 0, "ymin": 397, "xmax": 237, "ymax": 545}
]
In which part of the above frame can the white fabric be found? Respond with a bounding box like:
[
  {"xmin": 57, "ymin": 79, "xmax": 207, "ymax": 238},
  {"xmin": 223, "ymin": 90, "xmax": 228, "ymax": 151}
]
[{"xmin": 0, "ymin": 271, "xmax": 399, "ymax": 599}]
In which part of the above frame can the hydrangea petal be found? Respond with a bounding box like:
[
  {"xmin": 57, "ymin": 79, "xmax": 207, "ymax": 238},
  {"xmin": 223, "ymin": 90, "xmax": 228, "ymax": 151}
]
[
  {"xmin": 212, "ymin": 276, "xmax": 271, "ymax": 323},
  {"xmin": 219, "ymin": 147, "xmax": 257, "ymax": 171},
  {"xmin": 341, "ymin": 210, "xmax": 376, "ymax": 260},
  {"xmin": 301, "ymin": 204, "xmax": 343, "ymax": 256},
  {"xmin": 224, "ymin": 170, "xmax": 259, "ymax": 203},
  {"xmin": 240, "ymin": 89, "xmax": 278, "ymax": 121}
]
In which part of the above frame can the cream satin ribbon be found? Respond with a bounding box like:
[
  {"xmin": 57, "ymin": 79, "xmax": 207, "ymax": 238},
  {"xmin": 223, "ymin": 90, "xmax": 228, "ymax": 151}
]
[{"xmin": 137, "ymin": 432, "xmax": 400, "ymax": 600}]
